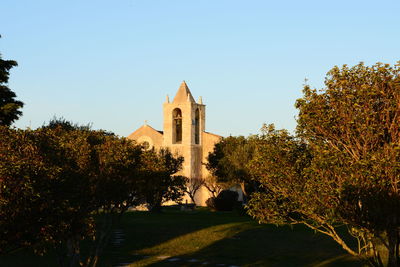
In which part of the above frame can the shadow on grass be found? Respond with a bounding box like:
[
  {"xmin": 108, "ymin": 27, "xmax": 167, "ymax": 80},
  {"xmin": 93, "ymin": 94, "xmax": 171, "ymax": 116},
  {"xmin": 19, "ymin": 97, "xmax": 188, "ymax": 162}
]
[
  {"xmin": 121, "ymin": 208, "xmax": 250, "ymax": 249},
  {"xmin": 0, "ymin": 207, "xmax": 242, "ymax": 267},
  {"xmin": 0, "ymin": 208, "xmax": 366, "ymax": 267},
  {"xmin": 143, "ymin": 224, "xmax": 363, "ymax": 267},
  {"xmin": 100, "ymin": 209, "xmax": 364, "ymax": 267},
  {"xmin": 100, "ymin": 208, "xmax": 251, "ymax": 266}
]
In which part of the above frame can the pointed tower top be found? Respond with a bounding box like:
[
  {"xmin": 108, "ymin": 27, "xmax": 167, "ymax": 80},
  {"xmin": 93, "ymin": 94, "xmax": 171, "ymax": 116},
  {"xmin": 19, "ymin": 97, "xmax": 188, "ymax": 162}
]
[{"xmin": 173, "ymin": 81, "xmax": 195, "ymax": 103}]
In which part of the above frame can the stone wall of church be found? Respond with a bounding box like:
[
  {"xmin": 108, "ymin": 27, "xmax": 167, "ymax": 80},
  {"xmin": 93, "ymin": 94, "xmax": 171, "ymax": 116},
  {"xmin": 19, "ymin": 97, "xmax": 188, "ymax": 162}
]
[
  {"xmin": 201, "ymin": 131, "xmax": 222, "ymax": 181},
  {"xmin": 127, "ymin": 125, "xmax": 163, "ymax": 150},
  {"xmin": 128, "ymin": 82, "xmax": 223, "ymax": 206}
]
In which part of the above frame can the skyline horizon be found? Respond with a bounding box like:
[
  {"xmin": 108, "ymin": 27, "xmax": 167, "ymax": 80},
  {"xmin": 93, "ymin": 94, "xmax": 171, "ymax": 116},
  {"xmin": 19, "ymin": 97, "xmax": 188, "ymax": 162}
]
[{"xmin": 2, "ymin": 0, "xmax": 399, "ymax": 137}]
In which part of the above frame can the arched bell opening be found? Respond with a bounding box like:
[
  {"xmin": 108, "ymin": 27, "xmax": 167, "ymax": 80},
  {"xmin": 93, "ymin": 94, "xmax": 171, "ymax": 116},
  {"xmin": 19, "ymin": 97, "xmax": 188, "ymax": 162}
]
[
  {"xmin": 173, "ymin": 108, "xmax": 182, "ymax": 144},
  {"xmin": 195, "ymin": 108, "xmax": 200, "ymax": 144}
]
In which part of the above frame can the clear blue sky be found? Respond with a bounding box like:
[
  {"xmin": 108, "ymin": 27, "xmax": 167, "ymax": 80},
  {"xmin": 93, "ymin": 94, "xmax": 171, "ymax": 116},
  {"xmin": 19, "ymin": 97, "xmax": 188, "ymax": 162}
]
[{"xmin": 1, "ymin": 0, "xmax": 399, "ymax": 137}]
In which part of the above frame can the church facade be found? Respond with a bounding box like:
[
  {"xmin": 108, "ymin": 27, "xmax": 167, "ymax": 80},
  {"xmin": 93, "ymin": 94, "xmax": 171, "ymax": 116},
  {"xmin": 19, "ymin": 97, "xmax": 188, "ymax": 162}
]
[{"xmin": 127, "ymin": 81, "xmax": 221, "ymax": 206}]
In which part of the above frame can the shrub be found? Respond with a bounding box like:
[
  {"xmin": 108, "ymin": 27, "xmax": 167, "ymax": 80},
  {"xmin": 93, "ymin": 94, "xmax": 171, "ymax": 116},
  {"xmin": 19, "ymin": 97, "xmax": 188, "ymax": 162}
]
[{"xmin": 206, "ymin": 190, "xmax": 239, "ymax": 211}]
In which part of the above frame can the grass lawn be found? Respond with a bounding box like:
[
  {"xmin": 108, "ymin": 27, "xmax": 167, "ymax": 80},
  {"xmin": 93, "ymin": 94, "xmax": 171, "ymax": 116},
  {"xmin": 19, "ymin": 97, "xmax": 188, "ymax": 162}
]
[{"xmin": 1, "ymin": 207, "xmax": 364, "ymax": 267}]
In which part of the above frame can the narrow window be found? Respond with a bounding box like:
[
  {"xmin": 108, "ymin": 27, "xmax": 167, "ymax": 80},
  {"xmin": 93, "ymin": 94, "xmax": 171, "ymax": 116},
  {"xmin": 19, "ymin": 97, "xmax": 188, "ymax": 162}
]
[
  {"xmin": 141, "ymin": 141, "xmax": 150, "ymax": 150},
  {"xmin": 173, "ymin": 108, "xmax": 182, "ymax": 144},
  {"xmin": 195, "ymin": 108, "xmax": 200, "ymax": 144}
]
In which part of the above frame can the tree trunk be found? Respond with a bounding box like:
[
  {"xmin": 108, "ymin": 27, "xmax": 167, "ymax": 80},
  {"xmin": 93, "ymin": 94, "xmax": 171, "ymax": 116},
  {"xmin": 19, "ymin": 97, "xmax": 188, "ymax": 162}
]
[
  {"xmin": 66, "ymin": 237, "xmax": 80, "ymax": 267},
  {"xmin": 239, "ymin": 182, "xmax": 247, "ymax": 202},
  {"xmin": 189, "ymin": 194, "xmax": 196, "ymax": 206},
  {"xmin": 86, "ymin": 212, "xmax": 118, "ymax": 267},
  {"xmin": 387, "ymin": 228, "xmax": 399, "ymax": 267}
]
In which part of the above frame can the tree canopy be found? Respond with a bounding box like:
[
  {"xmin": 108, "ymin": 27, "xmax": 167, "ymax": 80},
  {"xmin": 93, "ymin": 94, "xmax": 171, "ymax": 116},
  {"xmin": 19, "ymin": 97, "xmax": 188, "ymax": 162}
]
[
  {"xmin": 0, "ymin": 115, "xmax": 189, "ymax": 266},
  {"xmin": 0, "ymin": 36, "xmax": 23, "ymax": 126},
  {"xmin": 206, "ymin": 136, "xmax": 257, "ymax": 198},
  {"xmin": 139, "ymin": 148, "xmax": 187, "ymax": 212},
  {"xmin": 247, "ymin": 62, "xmax": 400, "ymax": 267},
  {"xmin": 0, "ymin": 121, "xmax": 144, "ymax": 267}
]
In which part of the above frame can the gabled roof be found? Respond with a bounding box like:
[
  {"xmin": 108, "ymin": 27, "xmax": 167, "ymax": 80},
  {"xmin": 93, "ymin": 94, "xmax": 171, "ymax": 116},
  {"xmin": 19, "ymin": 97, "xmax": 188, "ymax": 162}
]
[
  {"xmin": 204, "ymin": 131, "xmax": 222, "ymax": 138},
  {"xmin": 127, "ymin": 124, "xmax": 163, "ymax": 140},
  {"xmin": 173, "ymin": 81, "xmax": 195, "ymax": 103}
]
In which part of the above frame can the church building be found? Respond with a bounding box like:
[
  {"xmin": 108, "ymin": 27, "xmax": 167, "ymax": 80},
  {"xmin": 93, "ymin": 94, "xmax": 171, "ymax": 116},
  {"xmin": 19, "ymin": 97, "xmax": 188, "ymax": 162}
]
[{"xmin": 127, "ymin": 81, "xmax": 221, "ymax": 206}]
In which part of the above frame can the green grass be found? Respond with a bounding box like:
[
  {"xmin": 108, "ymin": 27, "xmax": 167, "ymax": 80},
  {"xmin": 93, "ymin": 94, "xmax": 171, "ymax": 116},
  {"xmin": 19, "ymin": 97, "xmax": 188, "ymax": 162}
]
[{"xmin": 1, "ymin": 207, "xmax": 364, "ymax": 267}]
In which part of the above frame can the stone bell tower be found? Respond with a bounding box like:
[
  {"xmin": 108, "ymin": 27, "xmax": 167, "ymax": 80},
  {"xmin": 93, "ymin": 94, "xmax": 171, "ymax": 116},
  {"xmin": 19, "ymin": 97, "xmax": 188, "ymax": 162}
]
[
  {"xmin": 163, "ymin": 81, "xmax": 205, "ymax": 181},
  {"xmin": 128, "ymin": 81, "xmax": 222, "ymax": 205}
]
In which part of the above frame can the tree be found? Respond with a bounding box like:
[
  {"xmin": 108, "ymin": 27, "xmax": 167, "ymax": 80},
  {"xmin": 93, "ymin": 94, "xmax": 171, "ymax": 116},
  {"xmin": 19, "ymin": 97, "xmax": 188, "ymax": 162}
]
[
  {"xmin": 203, "ymin": 175, "xmax": 225, "ymax": 198},
  {"xmin": 139, "ymin": 148, "xmax": 187, "ymax": 212},
  {"xmin": 0, "ymin": 125, "xmax": 96, "ymax": 261},
  {"xmin": 184, "ymin": 177, "xmax": 205, "ymax": 206},
  {"xmin": 0, "ymin": 120, "xmax": 143, "ymax": 267},
  {"xmin": 84, "ymin": 131, "xmax": 142, "ymax": 267},
  {"xmin": 206, "ymin": 136, "xmax": 257, "ymax": 200},
  {"xmin": 247, "ymin": 62, "xmax": 400, "ymax": 266},
  {"xmin": 0, "ymin": 36, "xmax": 23, "ymax": 126}
]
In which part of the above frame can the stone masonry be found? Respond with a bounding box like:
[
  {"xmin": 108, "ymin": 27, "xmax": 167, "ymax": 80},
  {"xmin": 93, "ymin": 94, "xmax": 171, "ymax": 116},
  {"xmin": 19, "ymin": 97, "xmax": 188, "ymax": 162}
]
[{"xmin": 127, "ymin": 81, "xmax": 221, "ymax": 206}]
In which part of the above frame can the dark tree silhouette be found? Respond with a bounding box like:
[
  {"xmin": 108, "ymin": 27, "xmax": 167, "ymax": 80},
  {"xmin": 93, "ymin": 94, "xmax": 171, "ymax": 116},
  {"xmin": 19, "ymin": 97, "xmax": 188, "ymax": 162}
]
[{"xmin": 0, "ymin": 35, "xmax": 23, "ymax": 126}]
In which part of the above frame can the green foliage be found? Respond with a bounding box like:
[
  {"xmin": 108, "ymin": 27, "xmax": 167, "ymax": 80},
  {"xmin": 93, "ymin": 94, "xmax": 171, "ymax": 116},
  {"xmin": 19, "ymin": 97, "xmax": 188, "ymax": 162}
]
[
  {"xmin": 247, "ymin": 62, "xmax": 400, "ymax": 267},
  {"xmin": 206, "ymin": 190, "xmax": 240, "ymax": 211},
  {"xmin": 0, "ymin": 117, "xmax": 188, "ymax": 265},
  {"xmin": 0, "ymin": 121, "xmax": 143, "ymax": 267},
  {"xmin": 0, "ymin": 37, "xmax": 23, "ymax": 126},
  {"xmin": 247, "ymin": 124, "xmax": 312, "ymax": 225},
  {"xmin": 206, "ymin": 136, "xmax": 257, "ymax": 197},
  {"xmin": 0, "ymin": 126, "xmax": 94, "ymax": 256},
  {"xmin": 138, "ymin": 148, "xmax": 187, "ymax": 212}
]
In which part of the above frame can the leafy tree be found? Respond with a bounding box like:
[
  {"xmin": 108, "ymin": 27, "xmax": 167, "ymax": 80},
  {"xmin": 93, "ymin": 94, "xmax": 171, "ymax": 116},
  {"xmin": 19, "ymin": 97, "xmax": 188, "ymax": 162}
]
[
  {"xmin": 0, "ymin": 121, "xmax": 143, "ymax": 267},
  {"xmin": 0, "ymin": 36, "xmax": 23, "ymax": 126},
  {"xmin": 0, "ymin": 125, "xmax": 95, "ymax": 260},
  {"xmin": 206, "ymin": 189, "xmax": 240, "ymax": 211},
  {"xmin": 139, "ymin": 148, "xmax": 187, "ymax": 212},
  {"xmin": 247, "ymin": 124, "xmax": 310, "ymax": 221},
  {"xmin": 80, "ymin": 130, "xmax": 142, "ymax": 267},
  {"xmin": 248, "ymin": 62, "xmax": 400, "ymax": 267},
  {"xmin": 206, "ymin": 136, "xmax": 257, "ymax": 200}
]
